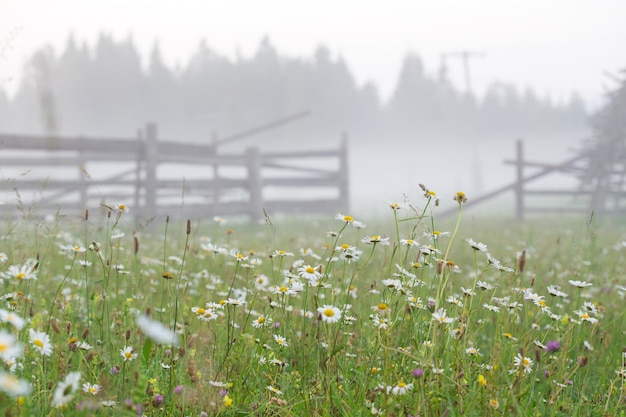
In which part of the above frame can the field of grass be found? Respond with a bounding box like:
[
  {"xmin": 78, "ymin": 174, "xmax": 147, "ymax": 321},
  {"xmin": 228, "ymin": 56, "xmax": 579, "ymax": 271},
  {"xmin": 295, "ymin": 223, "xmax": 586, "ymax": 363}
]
[{"xmin": 1, "ymin": 190, "xmax": 626, "ymax": 416}]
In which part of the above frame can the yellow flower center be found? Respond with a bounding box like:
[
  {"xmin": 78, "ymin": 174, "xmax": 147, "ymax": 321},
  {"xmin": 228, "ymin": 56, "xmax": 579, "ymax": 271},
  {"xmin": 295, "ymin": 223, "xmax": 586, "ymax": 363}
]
[
  {"xmin": 0, "ymin": 343, "xmax": 7, "ymax": 352},
  {"xmin": 433, "ymin": 231, "xmax": 441, "ymax": 236},
  {"xmin": 377, "ymin": 303, "xmax": 388, "ymax": 311},
  {"xmin": 427, "ymin": 191, "xmax": 437, "ymax": 197},
  {"xmin": 219, "ymin": 299, "xmax": 226, "ymax": 305},
  {"xmin": 118, "ymin": 204, "xmax": 126, "ymax": 210},
  {"xmin": 257, "ymin": 317, "xmax": 265, "ymax": 324},
  {"xmin": 581, "ymin": 313, "xmax": 590, "ymax": 319},
  {"xmin": 324, "ymin": 309, "xmax": 335, "ymax": 317},
  {"xmin": 523, "ymin": 358, "xmax": 530, "ymax": 366},
  {"xmin": 305, "ymin": 267, "xmax": 315, "ymax": 274},
  {"xmin": 74, "ymin": 246, "xmax": 80, "ymax": 251},
  {"xmin": 196, "ymin": 308, "xmax": 205, "ymax": 315},
  {"xmin": 371, "ymin": 235, "xmax": 379, "ymax": 240},
  {"xmin": 343, "ymin": 215, "xmax": 354, "ymax": 222},
  {"xmin": 278, "ymin": 250, "xmax": 286, "ymax": 255},
  {"xmin": 341, "ymin": 244, "xmax": 350, "ymax": 250},
  {"xmin": 397, "ymin": 382, "xmax": 406, "ymax": 388},
  {"xmin": 89, "ymin": 386, "xmax": 97, "ymax": 393},
  {"xmin": 16, "ymin": 272, "xmax": 25, "ymax": 280},
  {"xmin": 125, "ymin": 351, "xmax": 132, "ymax": 359},
  {"xmin": 34, "ymin": 339, "xmax": 44, "ymax": 349},
  {"xmin": 278, "ymin": 286, "xmax": 289, "ymax": 293},
  {"xmin": 236, "ymin": 253, "xmax": 244, "ymax": 259}
]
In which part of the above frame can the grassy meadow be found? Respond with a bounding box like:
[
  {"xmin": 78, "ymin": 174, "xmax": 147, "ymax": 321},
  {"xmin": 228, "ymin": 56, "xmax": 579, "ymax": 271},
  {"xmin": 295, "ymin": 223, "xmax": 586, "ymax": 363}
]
[{"xmin": 1, "ymin": 190, "xmax": 626, "ymax": 416}]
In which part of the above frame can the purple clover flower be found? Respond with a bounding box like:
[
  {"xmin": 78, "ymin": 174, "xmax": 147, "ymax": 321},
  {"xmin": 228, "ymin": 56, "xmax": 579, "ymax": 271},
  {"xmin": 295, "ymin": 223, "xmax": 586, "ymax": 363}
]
[{"xmin": 545, "ymin": 340, "xmax": 560, "ymax": 353}]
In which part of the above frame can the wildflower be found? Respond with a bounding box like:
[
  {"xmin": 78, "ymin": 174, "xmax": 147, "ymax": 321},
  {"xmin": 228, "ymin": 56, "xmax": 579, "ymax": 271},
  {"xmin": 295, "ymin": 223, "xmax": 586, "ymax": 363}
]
[
  {"xmin": 361, "ymin": 235, "xmax": 390, "ymax": 245},
  {"xmin": 489, "ymin": 399, "xmax": 500, "ymax": 409},
  {"xmin": 0, "ymin": 310, "xmax": 25, "ymax": 330},
  {"xmin": 370, "ymin": 314, "xmax": 389, "ymax": 330},
  {"xmin": 0, "ymin": 372, "xmax": 30, "ymax": 397},
  {"xmin": 317, "ymin": 305, "xmax": 342, "ymax": 323},
  {"xmin": 547, "ymin": 285, "xmax": 568, "ymax": 298},
  {"xmin": 0, "ymin": 253, "xmax": 6, "ymax": 263},
  {"xmin": 52, "ymin": 371, "xmax": 81, "ymax": 408},
  {"xmin": 466, "ymin": 346, "xmax": 481, "ymax": 356},
  {"xmin": 29, "ymin": 329, "xmax": 52, "ymax": 356},
  {"xmin": 615, "ymin": 369, "xmax": 626, "ymax": 379},
  {"xmin": 412, "ymin": 368, "xmax": 424, "ymax": 378},
  {"xmin": 476, "ymin": 281, "xmax": 493, "ymax": 291},
  {"xmin": 252, "ymin": 316, "xmax": 271, "ymax": 328},
  {"xmin": 513, "ymin": 353, "xmax": 533, "ymax": 374},
  {"xmin": 400, "ymin": 238, "xmax": 417, "ymax": 246},
  {"xmin": 426, "ymin": 230, "xmax": 450, "ymax": 240},
  {"xmin": 568, "ymin": 280, "xmax": 592, "ymax": 288},
  {"xmin": 466, "ymin": 238, "xmax": 488, "ymax": 252},
  {"xmin": 478, "ymin": 374, "xmax": 487, "ymax": 386},
  {"xmin": 223, "ymin": 395, "xmax": 233, "ymax": 407},
  {"xmin": 82, "ymin": 382, "xmax": 102, "ymax": 395},
  {"xmin": 454, "ymin": 191, "xmax": 467, "ymax": 204},
  {"xmin": 386, "ymin": 381, "xmax": 413, "ymax": 396},
  {"xmin": 266, "ymin": 385, "xmax": 283, "ymax": 395},
  {"xmin": 432, "ymin": 308, "xmax": 454, "ymax": 324},
  {"xmin": 420, "ymin": 184, "xmax": 439, "ymax": 205},
  {"xmin": 482, "ymin": 304, "xmax": 500, "ymax": 313},
  {"xmin": 120, "ymin": 346, "xmax": 137, "ymax": 362},
  {"xmin": 575, "ymin": 310, "xmax": 598, "ymax": 324},
  {"xmin": 298, "ymin": 265, "xmax": 322, "ymax": 281},
  {"xmin": 213, "ymin": 216, "xmax": 225, "ymax": 224},
  {"xmin": 583, "ymin": 340, "xmax": 594, "ymax": 351},
  {"xmin": 136, "ymin": 314, "xmax": 179, "ymax": 346},
  {"xmin": 271, "ymin": 250, "xmax": 293, "ymax": 258},
  {"xmin": 115, "ymin": 204, "xmax": 129, "ymax": 213},
  {"xmin": 335, "ymin": 213, "xmax": 365, "ymax": 228},
  {"xmin": 372, "ymin": 303, "xmax": 390, "ymax": 314},
  {"xmin": 0, "ymin": 331, "xmax": 22, "ymax": 360},
  {"xmin": 545, "ymin": 340, "xmax": 560, "ymax": 352},
  {"xmin": 3, "ymin": 261, "xmax": 37, "ymax": 281},
  {"xmin": 273, "ymin": 335, "xmax": 289, "ymax": 347}
]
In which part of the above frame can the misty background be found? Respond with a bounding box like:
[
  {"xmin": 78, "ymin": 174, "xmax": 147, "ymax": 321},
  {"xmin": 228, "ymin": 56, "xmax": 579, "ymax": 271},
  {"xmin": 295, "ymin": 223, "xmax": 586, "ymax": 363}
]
[
  {"xmin": 1, "ymin": 0, "xmax": 622, "ymax": 217},
  {"xmin": 0, "ymin": 34, "xmax": 591, "ymax": 213}
]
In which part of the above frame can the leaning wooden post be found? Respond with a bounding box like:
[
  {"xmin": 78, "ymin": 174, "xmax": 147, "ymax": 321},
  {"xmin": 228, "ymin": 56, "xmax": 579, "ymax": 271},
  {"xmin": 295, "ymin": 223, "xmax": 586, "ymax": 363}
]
[
  {"xmin": 338, "ymin": 132, "xmax": 350, "ymax": 213},
  {"xmin": 144, "ymin": 123, "xmax": 158, "ymax": 219},
  {"xmin": 246, "ymin": 147, "xmax": 263, "ymax": 222},
  {"xmin": 515, "ymin": 139, "xmax": 524, "ymax": 220}
]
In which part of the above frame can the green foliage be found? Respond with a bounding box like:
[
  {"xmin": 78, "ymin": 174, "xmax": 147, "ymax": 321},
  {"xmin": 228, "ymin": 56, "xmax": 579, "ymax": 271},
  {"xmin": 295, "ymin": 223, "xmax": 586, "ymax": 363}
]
[{"xmin": 0, "ymin": 193, "xmax": 626, "ymax": 416}]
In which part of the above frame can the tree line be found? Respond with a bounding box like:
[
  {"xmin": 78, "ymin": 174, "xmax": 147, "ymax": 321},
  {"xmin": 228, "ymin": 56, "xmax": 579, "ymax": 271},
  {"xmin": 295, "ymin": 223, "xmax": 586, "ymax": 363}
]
[{"xmin": 0, "ymin": 34, "xmax": 588, "ymax": 147}]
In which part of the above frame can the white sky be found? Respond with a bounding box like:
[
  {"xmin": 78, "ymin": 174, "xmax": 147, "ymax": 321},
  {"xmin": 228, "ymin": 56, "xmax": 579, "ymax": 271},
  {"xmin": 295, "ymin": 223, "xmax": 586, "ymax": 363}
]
[{"xmin": 1, "ymin": 0, "xmax": 624, "ymax": 109}]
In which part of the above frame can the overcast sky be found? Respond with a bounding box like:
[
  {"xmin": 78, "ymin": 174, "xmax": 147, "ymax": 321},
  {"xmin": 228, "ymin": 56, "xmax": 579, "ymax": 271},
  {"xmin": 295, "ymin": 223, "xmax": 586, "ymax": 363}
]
[{"xmin": 1, "ymin": 0, "xmax": 624, "ymax": 110}]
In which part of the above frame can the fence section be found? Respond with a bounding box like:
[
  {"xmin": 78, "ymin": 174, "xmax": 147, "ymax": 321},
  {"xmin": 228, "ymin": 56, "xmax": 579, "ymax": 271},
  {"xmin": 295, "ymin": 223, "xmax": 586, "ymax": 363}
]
[{"xmin": 0, "ymin": 123, "xmax": 349, "ymax": 221}]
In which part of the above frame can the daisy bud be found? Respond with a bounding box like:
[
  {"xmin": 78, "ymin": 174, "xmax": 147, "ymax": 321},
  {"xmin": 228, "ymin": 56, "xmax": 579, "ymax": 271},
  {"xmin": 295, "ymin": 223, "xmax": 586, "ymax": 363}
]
[
  {"xmin": 50, "ymin": 319, "xmax": 60, "ymax": 334},
  {"xmin": 125, "ymin": 329, "xmax": 131, "ymax": 341},
  {"xmin": 186, "ymin": 219, "xmax": 191, "ymax": 235},
  {"xmin": 66, "ymin": 322, "xmax": 72, "ymax": 334},
  {"xmin": 82, "ymin": 328, "xmax": 90, "ymax": 339},
  {"xmin": 134, "ymin": 236, "xmax": 139, "ymax": 255},
  {"xmin": 84, "ymin": 209, "xmax": 89, "ymax": 221},
  {"xmin": 517, "ymin": 250, "xmax": 526, "ymax": 273}
]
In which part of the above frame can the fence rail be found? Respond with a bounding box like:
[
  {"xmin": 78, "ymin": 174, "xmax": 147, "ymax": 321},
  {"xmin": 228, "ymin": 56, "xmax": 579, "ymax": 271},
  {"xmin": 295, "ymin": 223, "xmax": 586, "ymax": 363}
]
[{"xmin": 0, "ymin": 123, "xmax": 350, "ymax": 222}]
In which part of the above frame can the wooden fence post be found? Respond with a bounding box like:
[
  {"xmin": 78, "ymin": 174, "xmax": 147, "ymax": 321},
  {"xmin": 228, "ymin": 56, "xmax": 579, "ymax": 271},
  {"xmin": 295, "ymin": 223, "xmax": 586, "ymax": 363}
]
[
  {"xmin": 134, "ymin": 128, "xmax": 143, "ymax": 224},
  {"xmin": 144, "ymin": 123, "xmax": 158, "ymax": 219},
  {"xmin": 211, "ymin": 131, "xmax": 220, "ymax": 210},
  {"xmin": 246, "ymin": 147, "xmax": 262, "ymax": 222},
  {"xmin": 515, "ymin": 139, "xmax": 524, "ymax": 220},
  {"xmin": 338, "ymin": 132, "xmax": 350, "ymax": 213},
  {"xmin": 78, "ymin": 147, "xmax": 87, "ymax": 209}
]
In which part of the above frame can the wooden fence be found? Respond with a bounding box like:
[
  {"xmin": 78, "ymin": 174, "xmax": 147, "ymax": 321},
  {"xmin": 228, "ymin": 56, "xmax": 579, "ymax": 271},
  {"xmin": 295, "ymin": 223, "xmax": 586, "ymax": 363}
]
[
  {"xmin": 0, "ymin": 123, "xmax": 350, "ymax": 222},
  {"xmin": 440, "ymin": 139, "xmax": 620, "ymax": 219}
]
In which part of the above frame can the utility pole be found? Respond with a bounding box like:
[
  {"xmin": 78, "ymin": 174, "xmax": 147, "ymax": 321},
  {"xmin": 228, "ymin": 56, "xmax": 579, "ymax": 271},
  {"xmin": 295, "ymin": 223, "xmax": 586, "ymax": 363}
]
[{"xmin": 442, "ymin": 51, "xmax": 484, "ymax": 95}]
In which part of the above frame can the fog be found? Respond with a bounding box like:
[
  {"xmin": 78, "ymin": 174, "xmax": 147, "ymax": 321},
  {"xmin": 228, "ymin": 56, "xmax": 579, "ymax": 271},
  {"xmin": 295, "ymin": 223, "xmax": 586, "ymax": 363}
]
[{"xmin": 0, "ymin": 1, "xmax": 623, "ymax": 219}]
